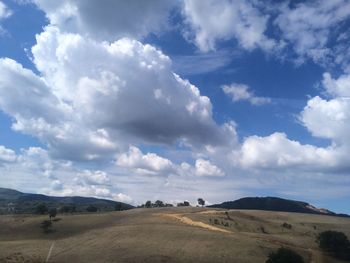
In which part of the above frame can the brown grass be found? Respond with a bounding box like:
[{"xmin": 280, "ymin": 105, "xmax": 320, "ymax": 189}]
[{"xmin": 0, "ymin": 208, "xmax": 349, "ymax": 263}]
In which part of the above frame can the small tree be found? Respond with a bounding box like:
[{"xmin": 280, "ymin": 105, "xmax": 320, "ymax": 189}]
[
  {"xmin": 266, "ymin": 247, "xmax": 304, "ymax": 263},
  {"xmin": 317, "ymin": 231, "xmax": 350, "ymax": 260},
  {"xmin": 155, "ymin": 200, "xmax": 164, "ymax": 207},
  {"xmin": 145, "ymin": 201, "xmax": 152, "ymax": 208},
  {"xmin": 183, "ymin": 201, "xmax": 190, "ymax": 206},
  {"xmin": 35, "ymin": 203, "xmax": 48, "ymax": 214},
  {"xmin": 198, "ymin": 198, "xmax": 205, "ymax": 207},
  {"xmin": 49, "ymin": 208, "xmax": 57, "ymax": 220}
]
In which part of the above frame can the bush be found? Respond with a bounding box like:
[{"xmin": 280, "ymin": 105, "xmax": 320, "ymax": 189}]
[
  {"xmin": 35, "ymin": 203, "xmax": 48, "ymax": 214},
  {"xmin": 86, "ymin": 205, "xmax": 98, "ymax": 212},
  {"xmin": 266, "ymin": 247, "xmax": 304, "ymax": 263},
  {"xmin": 282, "ymin": 222, "xmax": 292, "ymax": 229},
  {"xmin": 317, "ymin": 231, "xmax": 350, "ymax": 260},
  {"xmin": 40, "ymin": 220, "xmax": 53, "ymax": 233},
  {"xmin": 49, "ymin": 208, "xmax": 57, "ymax": 220}
]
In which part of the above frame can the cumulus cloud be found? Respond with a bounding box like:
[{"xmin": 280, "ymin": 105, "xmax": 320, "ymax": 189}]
[
  {"xmin": 0, "ymin": 145, "xmax": 16, "ymax": 162},
  {"xmin": 0, "ymin": 1, "xmax": 11, "ymax": 20},
  {"xmin": 116, "ymin": 146, "xmax": 175, "ymax": 175},
  {"xmin": 0, "ymin": 145, "xmax": 132, "ymax": 202},
  {"xmin": 222, "ymin": 83, "xmax": 271, "ymax": 105},
  {"xmin": 300, "ymin": 96, "xmax": 350, "ymax": 145},
  {"xmin": 238, "ymin": 132, "xmax": 346, "ymax": 171},
  {"xmin": 182, "ymin": 0, "xmax": 276, "ymax": 52},
  {"xmin": 0, "ymin": 26, "xmax": 237, "ymax": 161},
  {"xmin": 275, "ymin": 0, "xmax": 350, "ymax": 65},
  {"xmin": 195, "ymin": 159, "xmax": 224, "ymax": 177},
  {"xmin": 235, "ymin": 71, "xmax": 350, "ymax": 173},
  {"xmin": 33, "ymin": 0, "xmax": 176, "ymax": 41},
  {"xmin": 322, "ymin": 72, "xmax": 350, "ymax": 98},
  {"xmin": 77, "ymin": 170, "xmax": 110, "ymax": 185}
]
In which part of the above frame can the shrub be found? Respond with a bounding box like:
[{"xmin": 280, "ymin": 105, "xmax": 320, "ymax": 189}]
[
  {"xmin": 49, "ymin": 208, "xmax": 57, "ymax": 220},
  {"xmin": 266, "ymin": 247, "xmax": 304, "ymax": 263},
  {"xmin": 86, "ymin": 205, "xmax": 98, "ymax": 212},
  {"xmin": 35, "ymin": 203, "xmax": 48, "ymax": 214},
  {"xmin": 197, "ymin": 198, "xmax": 205, "ymax": 207},
  {"xmin": 282, "ymin": 222, "xmax": 292, "ymax": 229},
  {"xmin": 155, "ymin": 200, "xmax": 164, "ymax": 207},
  {"xmin": 317, "ymin": 231, "xmax": 350, "ymax": 260},
  {"xmin": 40, "ymin": 220, "xmax": 53, "ymax": 233}
]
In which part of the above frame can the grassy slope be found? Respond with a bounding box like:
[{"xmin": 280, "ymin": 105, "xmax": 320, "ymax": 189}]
[{"xmin": 0, "ymin": 208, "xmax": 349, "ymax": 263}]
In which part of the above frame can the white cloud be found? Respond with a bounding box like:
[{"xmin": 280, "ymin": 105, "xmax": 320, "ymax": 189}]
[
  {"xmin": 322, "ymin": 72, "xmax": 350, "ymax": 98},
  {"xmin": 300, "ymin": 96, "xmax": 350, "ymax": 145},
  {"xmin": 182, "ymin": 0, "xmax": 276, "ymax": 52},
  {"xmin": 238, "ymin": 132, "xmax": 345, "ymax": 171},
  {"xmin": 195, "ymin": 159, "xmax": 224, "ymax": 177},
  {"xmin": 0, "ymin": 26, "xmax": 236, "ymax": 161},
  {"xmin": 0, "ymin": 1, "xmax": 11, "ymax": 20},
  {"xmin": 117, "ymin": 146, "xmax": 174, "ymax": 175},
  {"xmin": 0, "ymin": 145, "xmax": 16, "ymax": 162},
  {"xmin": 77, "ymin": 170, "xmax": 110, "ymax": 185},
  {"xmin": 0, "ymin": 1, "xmax": 11, "ymax": 35},
  {"xmin": 275, "ymin": 0, "xmax": 350, "ymax": 65},
  {"xmin": 222, "ymin": 83, "xmax": 271, "ymax": 105},
  {"xmin": 33, "ymin": 0, "xmax": 176, "ymax": 41}
]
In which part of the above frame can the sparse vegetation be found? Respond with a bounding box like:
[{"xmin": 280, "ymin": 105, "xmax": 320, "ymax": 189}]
[
  {"xmin": 265, "ymin": 247, "xmax": 304, "ymax": 263},
  {"xmin": 317, "ymin": 230, "xmax": 350, "ymax": 260},
  {"xmin": 177, "ymin": 201, "xmax": 190, "ymax": 207},
  {"xmin": 259, "ymin": 226, "xmax": 268, "ymax": 234},
  {"xmin": 1, "ymin": 207, "xmax": 350, "ymax": 263},
  {"xmin": 225, "ymin": 211, "xmax": 233, "ymax": 220}
]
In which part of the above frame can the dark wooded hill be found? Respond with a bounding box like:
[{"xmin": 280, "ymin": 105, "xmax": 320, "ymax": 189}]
[
  {"xmin": 0, "ymin": 187, "xmax": 134, "ymax": 214},
  {"xmin": 210, "ymin": 197, "xmax": 349, "ymax": 217}
]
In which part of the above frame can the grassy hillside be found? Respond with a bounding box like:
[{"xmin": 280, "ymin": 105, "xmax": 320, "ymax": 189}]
[{"xmin": 1, "ymin": 207, "xmax": 349, "ymax": 263}]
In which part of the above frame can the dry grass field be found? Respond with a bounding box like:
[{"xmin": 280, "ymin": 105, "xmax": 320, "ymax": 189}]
[{"xmin": 0, "ymin": 208, "xmax": 349, "ymax": 263}]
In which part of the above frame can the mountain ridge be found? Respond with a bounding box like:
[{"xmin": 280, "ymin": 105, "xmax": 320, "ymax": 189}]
[
  {"xmin": 0, "ymin": 187, "xmax": 134, "ymax": 214},
  {"xmin": 209, "ymin": 196, "xmax": 349, "ymax": 217}
]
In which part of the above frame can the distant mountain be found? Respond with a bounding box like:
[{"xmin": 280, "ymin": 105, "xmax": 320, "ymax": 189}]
[
  {"xmin": 210, "ymin": 197, "xmax": 349, "ymax": 217},
  {"xmin": 0, "ymin": 188, "xmax": 134, "ymax": 214}
]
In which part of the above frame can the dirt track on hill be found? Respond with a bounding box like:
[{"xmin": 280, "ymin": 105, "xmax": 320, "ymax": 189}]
[{"xmin": 159, "ymin": 212, "xmax": 232, "ymax": 234}]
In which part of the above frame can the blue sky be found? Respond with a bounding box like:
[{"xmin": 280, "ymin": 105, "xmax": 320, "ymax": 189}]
[{"xmin": 0, "ymin": 0, "xmax": 349, "ymax": 214}]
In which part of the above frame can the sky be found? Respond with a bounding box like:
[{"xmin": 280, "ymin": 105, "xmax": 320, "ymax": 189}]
[{"xmin": 0, "ymin": 0, "xmax": 349, "ymax": 213}]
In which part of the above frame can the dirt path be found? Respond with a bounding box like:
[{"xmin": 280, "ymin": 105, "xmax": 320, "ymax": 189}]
[{"xmin": 160, "ymin": 213, "xmax": 232, "ymax": 234}]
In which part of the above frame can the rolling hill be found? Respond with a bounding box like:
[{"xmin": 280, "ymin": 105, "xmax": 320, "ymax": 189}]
[
  {"xmin": 0, "ymin": 187, "xmax": 134, "ymax": 214},
  {"xmin": 210, "ymin": 196, "xmax": 349, "ymax": 217},
  {"xmin": 1, "ymin": 207, "xmax": 350, "ymax": 263}
]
